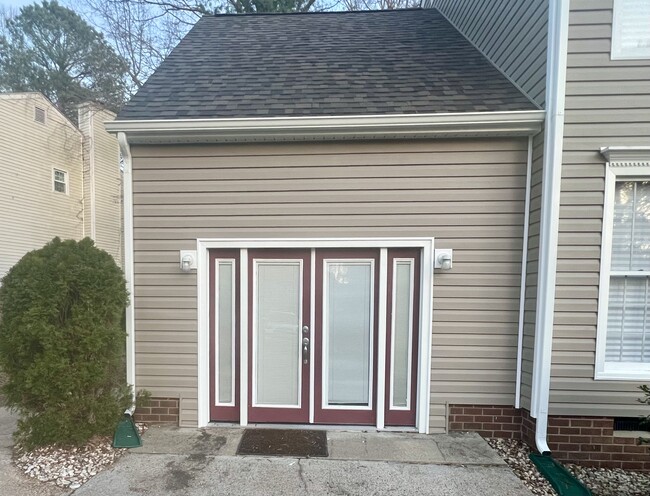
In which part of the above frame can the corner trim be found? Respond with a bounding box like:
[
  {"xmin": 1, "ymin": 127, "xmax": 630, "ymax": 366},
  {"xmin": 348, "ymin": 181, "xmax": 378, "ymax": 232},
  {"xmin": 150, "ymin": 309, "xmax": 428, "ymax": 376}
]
[{"xmin": 117, "ymin": 132, "xmax": 136, "ymax": 395}]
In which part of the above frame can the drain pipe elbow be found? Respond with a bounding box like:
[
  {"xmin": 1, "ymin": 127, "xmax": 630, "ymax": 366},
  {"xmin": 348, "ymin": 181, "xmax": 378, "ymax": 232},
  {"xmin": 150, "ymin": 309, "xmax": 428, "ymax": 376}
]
[
  {"xmin": 535, "ymin": 410, "xmax": 551, "ymax": 455},
  {"xmin": 124, "ymin": 405, "xmax": 136, "ymax": 417}
]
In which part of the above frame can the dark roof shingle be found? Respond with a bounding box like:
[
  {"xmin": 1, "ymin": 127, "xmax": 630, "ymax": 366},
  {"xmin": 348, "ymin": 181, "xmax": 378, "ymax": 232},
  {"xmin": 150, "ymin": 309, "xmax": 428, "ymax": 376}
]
[{"xmin": 118, "ymin": 9, "xmax": 538, "ymax": 120}]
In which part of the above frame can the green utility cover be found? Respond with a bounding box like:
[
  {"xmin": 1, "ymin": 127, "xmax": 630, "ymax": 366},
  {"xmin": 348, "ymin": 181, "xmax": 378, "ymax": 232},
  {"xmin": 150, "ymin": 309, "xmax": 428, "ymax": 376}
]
[
  {"xmin": 529, "ymin": 453, "xmax": 592, "ymax": 496},
  {"xmin": 113, "ymin": 415, "xmax": 142, "ymax": 448}
]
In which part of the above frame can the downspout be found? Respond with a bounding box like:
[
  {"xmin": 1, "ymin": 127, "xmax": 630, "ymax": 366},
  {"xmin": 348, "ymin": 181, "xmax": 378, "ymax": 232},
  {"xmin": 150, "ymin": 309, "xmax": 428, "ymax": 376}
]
[
  {"xmin": 117, "ymin": 132, "xmax": 136, "ymax": 409},
  {"xmin": 531, "ymin": 0, "xmax": 570, "ymax": 455},
  {"xmin": 515, "ymin": 135, "xmax": 533, "ymax": 409}
]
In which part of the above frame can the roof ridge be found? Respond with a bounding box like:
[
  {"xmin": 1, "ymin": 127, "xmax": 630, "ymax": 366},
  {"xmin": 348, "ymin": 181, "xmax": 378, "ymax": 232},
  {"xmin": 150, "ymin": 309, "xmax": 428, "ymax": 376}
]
[{"xmin": 211, "ymin": 7, "xmax": 425, "ymax": 18}]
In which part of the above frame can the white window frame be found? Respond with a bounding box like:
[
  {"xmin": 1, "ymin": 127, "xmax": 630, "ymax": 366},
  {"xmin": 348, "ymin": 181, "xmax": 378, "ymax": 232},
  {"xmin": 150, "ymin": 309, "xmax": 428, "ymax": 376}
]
[
  {"xmin": 596, "ymin": 147, "xmax": 650, "ymax": 380},
  {"xmin": 611, "ymin": 0, "xmax": 650, "ymax": 60},
  {"xmin": 52, "ymin": 168, "xmax": 68, "ymax": 195}
]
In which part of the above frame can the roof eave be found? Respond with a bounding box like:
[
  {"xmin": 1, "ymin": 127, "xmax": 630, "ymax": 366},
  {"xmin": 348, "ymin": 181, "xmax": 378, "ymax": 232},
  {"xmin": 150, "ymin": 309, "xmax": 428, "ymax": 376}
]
[{"xmin": 106, "ymin": 110, "xmax": 545, "ymax": 144}]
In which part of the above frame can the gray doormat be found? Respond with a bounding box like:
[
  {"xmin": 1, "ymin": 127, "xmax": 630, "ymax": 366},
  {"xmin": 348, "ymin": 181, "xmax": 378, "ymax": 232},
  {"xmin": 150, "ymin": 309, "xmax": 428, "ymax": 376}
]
[{"xmin": 236, "ymin": 428, "xmax": 329, "ymax": 457}]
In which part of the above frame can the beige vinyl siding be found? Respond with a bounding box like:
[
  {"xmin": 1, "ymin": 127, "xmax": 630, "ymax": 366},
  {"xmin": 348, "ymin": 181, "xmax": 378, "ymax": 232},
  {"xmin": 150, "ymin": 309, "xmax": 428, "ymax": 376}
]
[
  {"xmin": 89, "ymin": 107, "xmax": 122, "ymax": 266},
  {"xmin": 427, "ymin": 0, "xmax": 548, "ymax": 107},
  {"xmin": 0, "ymin": 94, "xmax": 83, "ymax": 277},
  {"xmin": 130, "ymin": 137, "xmax": 529, "ymax": 428},
  {"xmin": 550, "ymin": 0, "xmax": 650, "ymax": 417}
]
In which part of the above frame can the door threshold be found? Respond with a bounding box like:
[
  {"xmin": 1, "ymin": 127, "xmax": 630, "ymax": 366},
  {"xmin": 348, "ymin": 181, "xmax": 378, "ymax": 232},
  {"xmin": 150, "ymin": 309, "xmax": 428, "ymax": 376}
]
[{"xmin": 207, "ymin": 422, "xmax": 418, "ymax": 433}]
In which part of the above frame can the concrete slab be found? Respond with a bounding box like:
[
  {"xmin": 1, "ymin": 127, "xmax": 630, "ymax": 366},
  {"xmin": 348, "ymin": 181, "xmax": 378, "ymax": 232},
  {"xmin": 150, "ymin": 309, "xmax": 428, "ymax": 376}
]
[
  {"xmin": 74, "ymin": 453, "xmax": 532, "ymax": 496},
  {"xmin": 131, "ymin": 425, "xmax": 241, "ymax": 456},
  {"xmin": 327, "ymin": 431, "xmax": 445, "ymax": 464},
  {"xmin": 433, "ymin": 432, "xmax": 506, "ymax": 466},
  {"xmin": 0, "ymin": 407, "xmax": 70, "ymax": 496}
]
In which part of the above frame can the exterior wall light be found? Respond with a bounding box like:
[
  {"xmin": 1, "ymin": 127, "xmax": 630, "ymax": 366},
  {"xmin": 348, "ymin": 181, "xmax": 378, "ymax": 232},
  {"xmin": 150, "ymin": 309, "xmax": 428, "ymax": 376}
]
[
  {"xmin": 179, "ymin": 250, "xmax": 197, "ymax": 272},
  {"xmin": 434, "ymin": 249, "xmax": 453, "ymax": 270}
]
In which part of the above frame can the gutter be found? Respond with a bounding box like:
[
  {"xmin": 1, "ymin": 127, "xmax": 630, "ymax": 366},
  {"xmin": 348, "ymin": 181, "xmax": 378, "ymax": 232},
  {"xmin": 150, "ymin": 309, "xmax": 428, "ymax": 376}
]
[
  {"xmin": 515, "ymin": 135, "xmax": 534, "ymax": 409},
  {"xmin": 531, "ymin": 0, "xmax": 570, "ymax": 455},
  {"xmin": 105, "ymin": 110, "xmax": 544, "ymax": 143},
  {"xmin": 117, "ymin": 132, "xmax": 136, "ymax": 406}
]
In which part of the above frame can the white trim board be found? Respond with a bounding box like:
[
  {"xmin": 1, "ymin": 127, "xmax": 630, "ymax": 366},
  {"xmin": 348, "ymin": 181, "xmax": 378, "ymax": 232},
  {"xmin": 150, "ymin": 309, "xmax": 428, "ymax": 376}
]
[
  {"xmin": 106, "ymin": 110, "xmax": 544, "ymax": 144},
  {"xmin": 196, "ymin": 237, "xmax": 434, "ymax": 434}
]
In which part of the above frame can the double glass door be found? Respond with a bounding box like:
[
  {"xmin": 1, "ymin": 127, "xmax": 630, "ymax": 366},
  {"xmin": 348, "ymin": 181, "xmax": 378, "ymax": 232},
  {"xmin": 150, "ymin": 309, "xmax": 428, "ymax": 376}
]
[{"xmin": 210, "ymin": 247, "xmax": 420, "ymax": 427}]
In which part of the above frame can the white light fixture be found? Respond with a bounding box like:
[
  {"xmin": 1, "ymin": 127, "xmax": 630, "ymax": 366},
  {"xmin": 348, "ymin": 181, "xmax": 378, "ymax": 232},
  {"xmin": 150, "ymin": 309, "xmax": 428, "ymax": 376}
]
[
  {"xmin": 434, "ymin": 249, "xmax": 453, "ymax": 270},
  {"xmin": 179, "ymin": 250, "xmax": 197, "ymax": 272}
]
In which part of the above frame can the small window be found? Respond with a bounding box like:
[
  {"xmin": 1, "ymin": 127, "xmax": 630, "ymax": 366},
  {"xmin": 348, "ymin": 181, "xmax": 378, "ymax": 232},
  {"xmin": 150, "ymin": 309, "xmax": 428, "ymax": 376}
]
[
  {"xmin": 34, "ymin": 106, "xmax": 46, "ymax": 124},
  {"xmin": 53, "ymin": 169, "xmax": 67, "ymax": 194},
  {"xmin": 612, "ymin": 0, "xmax": 650, "ymax": 60}
]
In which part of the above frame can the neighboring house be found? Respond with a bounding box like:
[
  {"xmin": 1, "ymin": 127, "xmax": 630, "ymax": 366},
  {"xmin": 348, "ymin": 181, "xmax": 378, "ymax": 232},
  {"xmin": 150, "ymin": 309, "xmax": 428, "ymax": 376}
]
[
  {"xmin": 0, "ymin": 93, "xmax": 123, "ymax": 277},
  {"xmin": 107, "ymin": 3, "xmax": 650, "ymax": 470}
]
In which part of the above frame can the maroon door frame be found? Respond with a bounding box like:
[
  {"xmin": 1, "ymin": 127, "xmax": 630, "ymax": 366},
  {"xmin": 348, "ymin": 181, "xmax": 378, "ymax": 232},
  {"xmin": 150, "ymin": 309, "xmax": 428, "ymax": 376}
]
[
  {"xmin": 314, "ymin": 248, "xmax": 380, "ymax": 425},
  {"xmin": 247, "ymin": 249, "xmax": 311, "ymax": 424},
  {"xmin": 209, "ymin": 246, "xmax": 421, "ymax": 427},
  {"xmin": 209, "ymin": 249, "xmax": 240, "ymax": 422},
  {"xmin": 384, "ymin": 248, "xmax": 421, "ymax": 427}
]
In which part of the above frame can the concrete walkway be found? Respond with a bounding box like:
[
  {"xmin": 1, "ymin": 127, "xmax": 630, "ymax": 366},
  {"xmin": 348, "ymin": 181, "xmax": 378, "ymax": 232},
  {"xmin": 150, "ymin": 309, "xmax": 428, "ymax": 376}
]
[
  {"xmin": 0, "ymin": 408, "xmax": 533, "ymax": 496},
  {"xmin": 75, "ymin": 425, "xmax": 533, "ymax": 495}
]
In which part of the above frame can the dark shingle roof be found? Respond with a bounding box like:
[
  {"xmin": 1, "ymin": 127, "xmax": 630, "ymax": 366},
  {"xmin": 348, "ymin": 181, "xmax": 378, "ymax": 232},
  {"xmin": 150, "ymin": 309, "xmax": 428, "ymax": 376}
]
[{"xmin": 117, "ymin": 9, "xmax": 538, "ymax": 120}]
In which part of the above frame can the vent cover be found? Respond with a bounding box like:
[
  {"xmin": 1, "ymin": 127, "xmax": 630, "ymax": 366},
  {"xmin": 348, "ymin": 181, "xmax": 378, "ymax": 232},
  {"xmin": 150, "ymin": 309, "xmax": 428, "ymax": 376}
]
[
  {"xmin": 34, "ymin": 106, "xmax": 46, "ymax": 124},
  {"xmin": 613, "ymin": 417, "xmax": 649, "ymax": 431}
]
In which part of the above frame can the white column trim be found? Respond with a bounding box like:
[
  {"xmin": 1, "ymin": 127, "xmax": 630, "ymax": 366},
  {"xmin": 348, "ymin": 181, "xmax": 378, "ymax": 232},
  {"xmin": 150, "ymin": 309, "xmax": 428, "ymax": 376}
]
[{"xmin": 376, "ymin": 248, "xmax": 388, "ymax": 430}]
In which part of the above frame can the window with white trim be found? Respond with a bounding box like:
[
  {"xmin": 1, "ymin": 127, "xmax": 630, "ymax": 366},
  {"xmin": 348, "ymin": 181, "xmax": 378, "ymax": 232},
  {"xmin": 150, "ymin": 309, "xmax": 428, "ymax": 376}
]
[
  {"xmin": 597, "ymin": 152, "xmax": 650, "ymax": 380},
  {"xmin": 53, "ymin": 169, "xmax": 67, "ymax": 194},
  {"xmin": 611, "ymin": 0, "xmax": 650, "ymax": 60}
]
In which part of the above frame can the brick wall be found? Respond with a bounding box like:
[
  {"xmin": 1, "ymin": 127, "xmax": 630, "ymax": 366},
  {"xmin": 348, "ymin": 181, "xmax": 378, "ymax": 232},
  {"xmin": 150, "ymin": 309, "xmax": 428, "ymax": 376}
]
[
  {"xmin": 448, "ymin": 405, "xmax": 522, "ymax": 438},
  {"xmin": 134, "ymin": 397, "xmax": 179, "ymax": 425},
  {"xmin": 449, "ymin": 404, "xmax": 650, "ymax": 471}
]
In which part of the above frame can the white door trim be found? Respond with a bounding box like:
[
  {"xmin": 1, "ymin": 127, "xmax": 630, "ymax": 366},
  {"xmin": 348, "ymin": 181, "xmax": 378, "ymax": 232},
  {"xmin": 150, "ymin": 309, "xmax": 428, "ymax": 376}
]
[{"xmin": 196, "ymin": 237, "xmax": 434, "ymax": 434}]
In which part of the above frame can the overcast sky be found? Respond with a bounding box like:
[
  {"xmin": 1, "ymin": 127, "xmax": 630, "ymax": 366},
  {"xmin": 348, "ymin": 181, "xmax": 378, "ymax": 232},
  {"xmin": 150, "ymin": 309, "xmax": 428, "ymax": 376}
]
[{"xmin": 1, "ymin": 0, "xmax": 40, "ymax": 9}]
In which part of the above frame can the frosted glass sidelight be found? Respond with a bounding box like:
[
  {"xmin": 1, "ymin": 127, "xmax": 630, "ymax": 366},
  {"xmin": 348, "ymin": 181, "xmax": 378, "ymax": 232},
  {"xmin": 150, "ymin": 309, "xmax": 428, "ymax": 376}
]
[
  {"xmin": 217, "ymin": 261, "xmax": 234, "ymax": 404},
  {"xmin": 255, "ymin": 262, "xmax": 301, "ymax": 406},
  {"xmin": 391, "ymin": 261, "xmax": 413, "ymax": 408},
  {"xmin": 326, "ymin": 262, "xmax": 372, "ymax": 406}
]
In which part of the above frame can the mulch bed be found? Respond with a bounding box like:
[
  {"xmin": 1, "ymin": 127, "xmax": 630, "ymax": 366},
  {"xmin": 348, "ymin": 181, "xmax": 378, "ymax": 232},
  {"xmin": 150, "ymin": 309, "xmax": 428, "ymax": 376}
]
[
  {"xmin": 237, "ymin": 428, "xmax": 329, "ymax": 457},
  {"xmin": 488, "ymin": 438, "xmax": 650, "ymax": 496}
]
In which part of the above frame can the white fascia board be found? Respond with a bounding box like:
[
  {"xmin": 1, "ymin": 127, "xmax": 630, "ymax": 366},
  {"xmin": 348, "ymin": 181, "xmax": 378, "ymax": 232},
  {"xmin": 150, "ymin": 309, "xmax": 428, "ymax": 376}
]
[{"xmin": 105, "ymin": 110, "xmax": 544, "ymax": 143}]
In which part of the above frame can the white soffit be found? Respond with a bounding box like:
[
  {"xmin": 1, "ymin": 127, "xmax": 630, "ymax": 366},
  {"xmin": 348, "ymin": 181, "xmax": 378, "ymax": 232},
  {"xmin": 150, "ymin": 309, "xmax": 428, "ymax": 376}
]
[{"xmin": 105, "ymin": 110, "xmax": 545, "ymax": 144}]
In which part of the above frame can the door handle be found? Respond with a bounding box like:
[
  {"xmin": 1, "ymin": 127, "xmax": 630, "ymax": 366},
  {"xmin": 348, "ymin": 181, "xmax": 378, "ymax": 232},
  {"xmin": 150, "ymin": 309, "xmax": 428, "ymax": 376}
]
[{"xmin": 302, "ymin": 336, "xmax": 310, "ymax": 364}]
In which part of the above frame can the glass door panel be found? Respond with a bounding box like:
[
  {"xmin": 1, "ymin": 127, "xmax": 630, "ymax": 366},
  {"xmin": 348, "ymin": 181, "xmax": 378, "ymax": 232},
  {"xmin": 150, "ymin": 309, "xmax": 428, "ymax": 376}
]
[
  {"xmin": 325, "ymin": 262, "xmax": 373, "ymax": 408},
  {"xmin": 254, "ymin": 262, "xmax": 302, "ymax": 406},
  {"xmin": 248, "ymin": 249, "xmax": 310, "ymax": 424},
  {"xmin": 314, "ymin": 249, "xmax": 379, "ymax": 425}
]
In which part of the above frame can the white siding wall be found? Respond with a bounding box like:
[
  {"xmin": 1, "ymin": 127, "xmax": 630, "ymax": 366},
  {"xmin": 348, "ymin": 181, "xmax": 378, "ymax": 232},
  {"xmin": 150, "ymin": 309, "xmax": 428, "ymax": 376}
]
[
  {"xmin": 78, "ymin": 105, "xmax": 123, "ymax": 266},
  {"xmin": 0, "ymin": 94, "xmax": 83, "ymax": 277},
  {"xmin": 428, "ymin": 0, "xmax": 548, "ymax": 107}
]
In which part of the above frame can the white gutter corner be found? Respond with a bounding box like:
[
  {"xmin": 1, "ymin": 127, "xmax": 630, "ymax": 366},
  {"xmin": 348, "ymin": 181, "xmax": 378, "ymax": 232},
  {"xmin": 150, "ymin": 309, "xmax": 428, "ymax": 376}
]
[{"xmin": 531, "ymin": 0, "xmax": 570, "ymax": 456}]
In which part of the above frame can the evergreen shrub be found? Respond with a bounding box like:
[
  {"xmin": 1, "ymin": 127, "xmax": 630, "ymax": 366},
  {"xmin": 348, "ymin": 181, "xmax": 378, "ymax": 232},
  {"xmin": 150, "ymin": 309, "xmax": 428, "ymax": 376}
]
[{"xmin": 0, "ymin": 238, "xmax": 131, "ymax": 448}]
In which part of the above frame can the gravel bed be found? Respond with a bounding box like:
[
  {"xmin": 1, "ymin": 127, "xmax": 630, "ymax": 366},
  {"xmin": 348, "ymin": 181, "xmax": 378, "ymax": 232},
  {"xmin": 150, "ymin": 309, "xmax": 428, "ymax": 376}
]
[
  {"xmin": 488, "ymin": 438, "xmax": 650, "ymax": 496},
  {"xmin": 14, "ymin": 423, "xmax": 147, "ymax": 490}
]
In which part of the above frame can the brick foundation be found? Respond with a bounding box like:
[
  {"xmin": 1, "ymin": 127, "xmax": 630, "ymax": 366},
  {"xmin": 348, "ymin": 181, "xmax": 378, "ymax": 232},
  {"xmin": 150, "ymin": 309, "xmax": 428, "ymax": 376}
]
[
  {"xmin": 133, "ymin": 397, "xmax": 180, "ymax": 425},
  {"xmin": 449, "ymin": 404, "xmax": 650, "ymax": 471}
]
